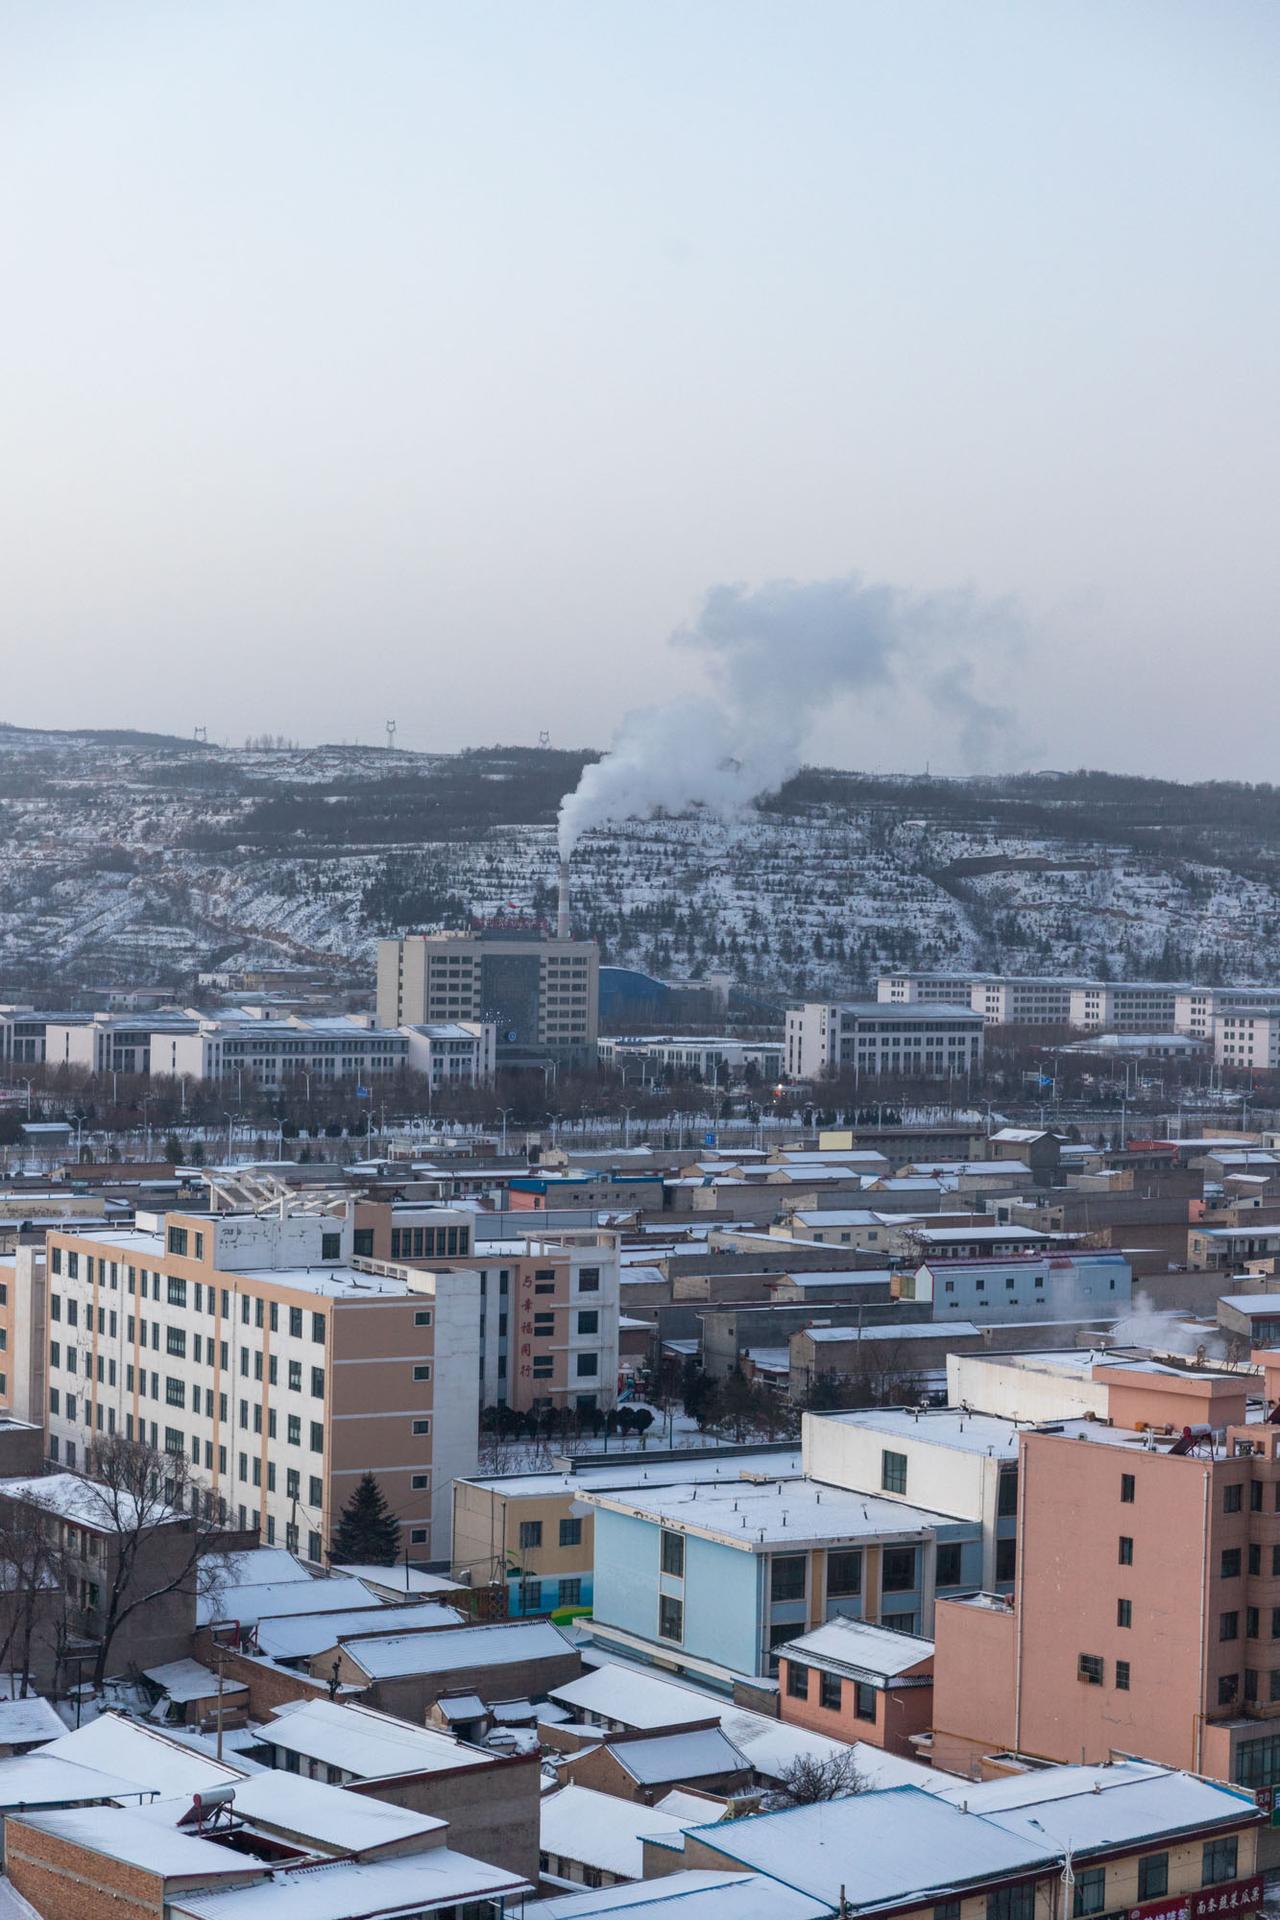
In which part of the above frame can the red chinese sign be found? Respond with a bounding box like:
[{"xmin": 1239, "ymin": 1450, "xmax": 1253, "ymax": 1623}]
[{"xmin": 1126, "ymin": 1877, "xmax": 1263, "ymax": 1920}]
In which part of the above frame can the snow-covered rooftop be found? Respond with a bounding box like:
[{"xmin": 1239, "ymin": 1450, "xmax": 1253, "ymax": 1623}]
[
  {"xmin": 256, "ymin": 1598, "xmax": 464, "ymax": 1662},
  {"xmin": 143, "ymin": 1660, "xmax": 249, "ymax": 1705},
  {"xmin": 0, "ymin": 1472, "xmax": 184, "ymax": 1532},
  {"xmin": 582, "ymin": 1476, "xmax": 964, "ymax": 1550},
  {"xmin": 462, "ymin": 1448, "xmax": 801, "ymax": 1501},
  {"xmin": 778, "ymin": 1616, "xmax": 934, "ymax": 1681},
  {"xmin": 39, "ymin": 1713, "xmax": 246, "ymax": 1798},
  {"xmin": 0, "ymin": 1695, "xmax": 66, "ymax": 1747},
  {"xmin": 168, "ymin": 1847, "xmax": 531, "ymax": 1918},
  {"xmin": 339, "ymin": 1617, "xmax": 574, "ymax": 1681},
  {"xmin": 603, "ymin": 1727, "xmax": 748, "ymax": 1787},
  {"xmin": 814, "ymin": 1406, "xmax": 1022, "ymax": 1458},
  {"xmin": 541, "ymin": 1783, "xmax": 693, "ymax": 1878},
  {"xmin": 9, "ymin": 1804, "xmax": 257, "ymax": 1882},
  {"xmin": 0, "ymin": 1752, "xmax": 148, "ymax": 1808},
  {"xmin": 206, "ymin": 1768, "xmax": 446, "ymax": 1856},
  {"xmin": 804, "ymin": 1320, "xmax": 982, "ymax": 1344},
  {"xmin": 522, "ymin": 1870, "xmax": 830, "ymax": 1920},
  {"xmin": 200, "ymin": 1573, "xmax": 377, "ymax": 1629},
  {"xmin": 263, "ymin": 1698, "xmax": 492, "ymax": 1779},
  {"xmin": 330, "ymin": 1564, "xmax": 463, "ymax": 1597}
]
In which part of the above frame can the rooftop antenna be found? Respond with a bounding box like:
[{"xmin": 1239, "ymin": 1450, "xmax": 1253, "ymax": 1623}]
[{"xmin": 385, "ymin": 720, "xmax": 397, "ymax": 751}]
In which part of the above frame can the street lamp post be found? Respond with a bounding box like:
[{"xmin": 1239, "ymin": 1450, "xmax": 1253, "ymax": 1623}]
[
  {"xmin": 498, "ymin": 1107, "xmax": 512, "ymax": 1156},
  {"xmin": 224, "ymin": 1111, "xmax": 236, "ymax": 1165}
]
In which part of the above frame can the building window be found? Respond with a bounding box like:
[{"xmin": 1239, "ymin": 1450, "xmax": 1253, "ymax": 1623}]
[
  {"xmin": 771, "ymin": 1555, "xmax": 806, "ymax": 1603},
  {"xmin": 881, "ymin": 1450, "xmax": 908, "ymax": 1495},
  {"xmin": 1118, "ymin": 1536, "xmax": 1133, "ymax": 1566},
  {"xmin": 519, "ymin": 1521, "xmax": 542, "ymax": 1550},
  {"xmin": 578, "ymin": 1267, "xmax": 600, "ymax": 1293},
  {"xmin": 1078, "ymin": 1653, "xmax": 1104, "ymax": 1685},
  {"xmin": 168, "ymin": 1227, "xmax": 188, "ymax": 1257},
  {"xmin": 414, "ymin": 1310, "xmax": 431, "ymax": 1327},
  {"xmin": 820, "ymin": 1670, "xmax": 842, "ymax": 1712},
  {"xmin": 786, "ymin": 1661, "xmax": 809, "ymax": 1699},
  {"xmin": 827, "ymin": 1549, "xmax": 861, "ymax": 1597},
  {"xmin": 997, "ymin": 1469, "xmax": 1018, "ymax": 1517},
  {"xmin": 987, "ymin": 1888, "xmax": 1035, "ymax": 1920},
  {"xmin": 1222, "ymin": 1548, "xmax": 1243, "ymax": 1578},
  {"xmin": 1138, "ymin": 1855, "xmax": 1168, "ymax": 1901},
  {"xmin": 1073, "ymin": 1869, "xmax": 1106, "ymax": 1917},
  {"xmin": 577, "ymin": 1310, "xmax": 599, "ymax": 1336},
  {"xmin": 558, "ymin": 1578, "xmax": 581, "ymax": 1607},
  {"xmin": 936, "ymin": 1543, "xmax": 963, "ymax": 1587},
  {"xmin": 1202, "ymin": 1839, "xmax": 1238, "ymax": 1887},
  {"xmin": 576, "ymin": 1353, "xmax": 599, "ymax": 1378},
  {"xmin": 995, "ymin": 1537, "xmax": 1017, "ymax": 1583},
  {"xmin": 1221, "ymin": 1612, "xmax": 1240, "ymax": 1642},
  {"xmin": 1219, "ymin": 1674, "xmax": 1240, "ymax": 1706},
  {"xmin": 882, "ymin": 1547, "xmax": 916, "ymax": 1593},
  {"xmin": 1224, "ymin": 1484, "xmax": 1244, "ymax": 1514},
  {"xmin": 559, "ymin": 1518, "xmax": 582, "ymax": 1548},
  {"xmin": 321, "ymin": 1233, "xmax": 340, "ymax": 1261},
  {"xmin": 661, "ymin": 1530, "xmax": 685, "ymax": 1578},
  {"xmin": 658, "ymin": 1594, "xmax": 683, "ymax": 1643},
  {"xmin": 1117, "ymin": 1598, "xmax": 1132, "ymax": 1628},
  {"xmin": 1120, "ymin": 1473, "xmax": 1135, "ymax": 1504},
  {"xmin": 413, "ymin": 1364, "xmax": 431, "ymax": 1381},
  {"xmin": 935, "ymin": 1905, "xmax": 961, "ymax": 1920},
  {"xmin": 1236, "ymin": 1732, "xmax": 1280, "ymax": 1787},
  {"xmin": 850, "ymin": 1679, "xmax": 876, "ymax": 1721},
  {"xmin": 411, "ymin": 1418, "xmax": 430, "ymax": 1436}
]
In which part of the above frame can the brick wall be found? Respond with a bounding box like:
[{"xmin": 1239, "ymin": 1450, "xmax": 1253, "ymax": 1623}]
[
  {"xmin": 349, "ymin": 1751, "xmax": 541, "ymax": 1882},
  {"xmin": 7, "ymin": 1818, "xmax": 163, "ymax": 1920}
]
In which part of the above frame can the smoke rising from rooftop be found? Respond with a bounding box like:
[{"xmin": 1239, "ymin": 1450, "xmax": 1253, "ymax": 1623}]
[{"xmin": 556, "ymin": 569, "xmax": 1018, "ymax": 857}]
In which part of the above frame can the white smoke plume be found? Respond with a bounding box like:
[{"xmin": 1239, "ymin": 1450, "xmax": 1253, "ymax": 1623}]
[{"xmin": 557, "ymin": 569, "xmax": 1018, "ymax": 857}]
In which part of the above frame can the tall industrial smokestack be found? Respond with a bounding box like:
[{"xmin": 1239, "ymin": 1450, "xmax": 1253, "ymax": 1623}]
[{"xmin": 557, "ymin": 859, "xmax": 571, "ymax": 940}]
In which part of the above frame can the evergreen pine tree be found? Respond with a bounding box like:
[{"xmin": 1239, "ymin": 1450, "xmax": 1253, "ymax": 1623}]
[{"xmin": 330, "ymin": 1471, "xmax": 401, "ymax": 1566}]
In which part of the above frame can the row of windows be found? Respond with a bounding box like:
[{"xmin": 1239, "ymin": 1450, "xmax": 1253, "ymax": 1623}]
[
  {"xmin": 517, "ymin": 1518, "xmax": 583, "ymax": 1550},
  {"xmin": 787, "ymin": 1661, "xmax": 877, "ymax": 1719},
  {"xmin": 50, "ymin": 1259, "xmax": 330, "ymax": 1345}
]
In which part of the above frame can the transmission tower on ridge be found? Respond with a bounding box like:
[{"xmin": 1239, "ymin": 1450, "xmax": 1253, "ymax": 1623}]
[{"xmin": 385, "ymin": 721, "xmax": 397, "ymax": 751}]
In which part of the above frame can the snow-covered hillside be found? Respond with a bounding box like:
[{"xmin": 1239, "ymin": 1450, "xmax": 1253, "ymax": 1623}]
[{"xmin": 1, "ymin": 729, "xmax": 1278, "ymax": 997}]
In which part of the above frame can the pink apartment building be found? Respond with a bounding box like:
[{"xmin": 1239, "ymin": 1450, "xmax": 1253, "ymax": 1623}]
[{"xmin": 932, "ymin": 1357, "xmax": 1280, "ymax": 1808}]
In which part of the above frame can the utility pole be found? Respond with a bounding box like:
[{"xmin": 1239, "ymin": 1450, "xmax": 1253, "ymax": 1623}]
[{"xmin": 214, "ymin": 1644, "xmax": 226, "ymax": 1761}]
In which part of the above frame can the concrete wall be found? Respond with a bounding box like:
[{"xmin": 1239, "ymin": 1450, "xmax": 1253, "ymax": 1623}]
[
  {"xmin": 352, "ymin": 1751, "xmax": 542, "ymax": 1883},
  {"xmin": 929, "ymin": 1596, "xmax": 1017, "ymax": 1775},
  {"xmin": 590, "ymin": 1506, "xmax": 764, "ymax": 1677},
  {"xmin": 329, "ymin": 1643, "xmax": 582, "ymax": 1719}
]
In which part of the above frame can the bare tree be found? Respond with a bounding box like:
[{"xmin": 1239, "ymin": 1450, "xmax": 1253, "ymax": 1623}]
[
  {"xmin": 74, "ymin": 1433, "xmax": 226, "ymax": 1689},
  {"xmin": 763, "ymin": 1749, "xmax": 868, "ymax": 1809},
  {"xmin": 0, "ymin": 1498, "xmax": 65, "ymax": 1698}
]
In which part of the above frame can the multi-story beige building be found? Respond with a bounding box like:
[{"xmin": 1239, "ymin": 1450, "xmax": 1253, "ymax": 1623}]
[
  {"xmin": 354, "ymin": 1203, "xmax": 620, "ymax": 1415},
  {"xmin": 376, "ymin": 930, "xmax": 598, "ymax": 1067},
  {"xmin": 42, "ymin": 1206, "xmax": 481, "ymax": 1566}
]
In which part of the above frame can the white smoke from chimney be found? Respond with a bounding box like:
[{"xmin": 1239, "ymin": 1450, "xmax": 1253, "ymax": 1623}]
[
  {"xmin": 556, "ymin": 569, "xmax": 1019, "ymax": 858},
  {"xmin": 556, "ymin": 859, "xmax": 571, "ymax": 940}
]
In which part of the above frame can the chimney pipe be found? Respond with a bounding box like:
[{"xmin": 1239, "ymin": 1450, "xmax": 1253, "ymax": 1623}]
[{"xmin": 557, "ymin": 859, "xmax": 571, "ymax": 940}]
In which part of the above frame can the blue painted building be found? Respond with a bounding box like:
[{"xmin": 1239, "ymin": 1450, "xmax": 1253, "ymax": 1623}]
[{"xmin": 582, "ymin": 1473, "xmax": 980, "ymax": 1686}]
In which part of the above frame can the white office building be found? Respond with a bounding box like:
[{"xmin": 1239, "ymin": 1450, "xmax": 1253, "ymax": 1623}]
[{"xmin": 785, "ymin": 1002, "xmax": 984, "ymax": 1081}]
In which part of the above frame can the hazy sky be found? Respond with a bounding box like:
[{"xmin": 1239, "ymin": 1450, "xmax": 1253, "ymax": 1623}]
[{"xmin": 2, "ymin": 2, "xmax": 1276, "ymax": 777}]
